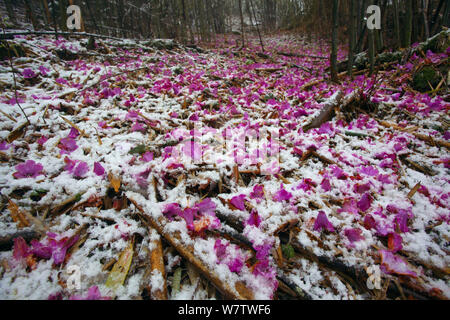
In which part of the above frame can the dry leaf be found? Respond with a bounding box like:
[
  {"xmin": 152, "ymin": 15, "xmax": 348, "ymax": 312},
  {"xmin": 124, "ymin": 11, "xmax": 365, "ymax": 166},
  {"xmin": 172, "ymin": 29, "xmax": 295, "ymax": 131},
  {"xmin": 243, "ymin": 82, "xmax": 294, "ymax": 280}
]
[
  {"xmin": 108, "ymin": 173, "xmax": 121, "ymax": 193},
  {"xmin": 7, "ymin": 122, "xmax": 28, "ymax": 143},
  {"xmin": 105, "ymin": 240, "xmax": 134, "ymax": 291},
  {"xmin": 7, "ymin": 200, "xmax": 30, "ymax": 228}
]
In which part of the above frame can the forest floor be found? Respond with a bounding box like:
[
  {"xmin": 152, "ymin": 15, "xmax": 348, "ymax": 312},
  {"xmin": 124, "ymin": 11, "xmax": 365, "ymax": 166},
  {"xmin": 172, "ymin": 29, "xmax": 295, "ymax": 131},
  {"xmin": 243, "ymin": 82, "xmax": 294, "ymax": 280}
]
[{"xmin": 0, "ymin": 32, "xmax": 449, "ymax": 300}]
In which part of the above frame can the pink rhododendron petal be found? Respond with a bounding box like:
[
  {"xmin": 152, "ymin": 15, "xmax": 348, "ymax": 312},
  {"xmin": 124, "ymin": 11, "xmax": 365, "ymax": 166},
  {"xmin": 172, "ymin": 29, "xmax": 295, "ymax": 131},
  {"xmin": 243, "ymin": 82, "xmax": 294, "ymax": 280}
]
[
  {"xmin": 320, "ymin": 178, "xmax": 331, "ymax": 192},
  {"xmin": 0, "ymin": 141, "xmax": 11, "ymax": 150},
  {"xmin": 357, "ymin": 193, "xmax": 372, "ymax": 212},
  {"xmin": 379, "ymin": 250, "xmax": 417, "ymax": 277},
  {"xmin": 388, "ymin": 233, "xmax": 403, "ymax": 252},
  {"xmin": 314, "ymin": 211, "xmax": 335, "ymax": 233},
  {"xmin": 273, "ymin": 185, "xmax": 293, "ymax": 202},
  {"xmin": 73, "ymin": 162, "xmax": 89, "ymax": 178},
  {"xmin": 344, "ymin": 228, "xmax": 365, "ymax": 243},
  {"xmin": 338, "ymin": 199, "xmax": 359, "ymax": 215},
  {"xmin": 13, "ymin": 237, "xmax": 31, "ymax": 260},
  {"xmin": 141, "ymin": 151, "xmax": 153, "ymax": 162},
  {"xmin": 13, "ymin": 160, "xmax": 44, "ymax": 179},
  {"xmin": 245, "ymin": 210, "xmax": 262, "ymax": 228},
  {"xmin": 250, "ymin": 185, "xmax": 264, "ymax": 200},
  {"xmin": 162, "ymin": 203, "xmax": 183, "ymax": 220},
  {"xmin": 230, "ymin": 194, "xmax": 246, "ymax": 211},
  {"xmin": 58, "ymin": 138, "xmax": 78, "ymax": 154},
  {"xmin": 93, "ymin": 162, "xmax": 105, "ymax": 176},
  {"xmin": 68, "ymin": 128, "xmax": 80, "ymax": 139}
]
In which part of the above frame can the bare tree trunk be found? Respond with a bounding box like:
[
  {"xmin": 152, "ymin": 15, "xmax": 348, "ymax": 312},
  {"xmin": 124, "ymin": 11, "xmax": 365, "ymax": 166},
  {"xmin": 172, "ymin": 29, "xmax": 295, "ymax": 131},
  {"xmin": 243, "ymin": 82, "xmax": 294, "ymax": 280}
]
[
  {"xmin": 368, "ymin": 29, "xmax": 375, "ymax": 75},
  {"xmin": 330, "ymin": 0, "xmax": 339, "ymax": 83},
  {"xmin": 422, "ymin": 0, "xmax": 430, "ymax": 39},
  {"xmin": 431, "ymin": 0, "xmax": 445, "ymax": 35},
  {"xmin": 348, "ymin": 0, "xmax": 356, "ymax": 77},
  {"xmin": 24, "ymin": 0, "xmax": 39, "ymax": 30},
  {"xmin": 238, "ymin": 0, "xmax": 245, "ymax": 48},
  {"xmin": 3, "ymin": 0, "xmax": 17, "ymax": 26},
  {"xmin": 393, "ymin": 0, "xmax": 401, "ymax": 48},
  {"xmin": 249, "ymin": 0, "xmax": 265, "ymax": 52},
  {"xmin": 404, "ymin": 0, "xmax": 413, "ymax": 47}
]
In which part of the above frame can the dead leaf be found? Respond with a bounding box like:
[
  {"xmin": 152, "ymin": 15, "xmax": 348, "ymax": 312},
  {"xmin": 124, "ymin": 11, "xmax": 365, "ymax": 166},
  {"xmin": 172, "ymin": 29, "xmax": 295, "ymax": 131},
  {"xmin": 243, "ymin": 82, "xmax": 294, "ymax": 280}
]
[
  {"xmin": 105, "ymin": 239, "xmax": 134, "ymax": 291},
  {"xmin": 7, "ymin": 122, "xmax": 28, "ymax": 143},
  {"xmin": 7, "ymin": 200, "xmax": 30, "ymax": 228},
  {"xmin": 108, "ymin": 173, "xmax": 121, "ymax": 193}
]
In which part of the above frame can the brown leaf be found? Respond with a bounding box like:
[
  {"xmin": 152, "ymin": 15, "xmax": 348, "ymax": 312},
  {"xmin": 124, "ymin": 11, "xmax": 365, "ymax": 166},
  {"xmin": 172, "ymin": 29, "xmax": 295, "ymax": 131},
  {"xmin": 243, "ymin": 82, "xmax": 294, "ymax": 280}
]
[
  {"xmin": 7, "ymin": 200, "xmax": 30, "ymax": 228},
  {"xmin": 7, "ymin": 122, "xmax": 28, "ymax": 144},
  {"xmin": 108, "ymin": 173, "xmax": 121, "ymax": 193}
]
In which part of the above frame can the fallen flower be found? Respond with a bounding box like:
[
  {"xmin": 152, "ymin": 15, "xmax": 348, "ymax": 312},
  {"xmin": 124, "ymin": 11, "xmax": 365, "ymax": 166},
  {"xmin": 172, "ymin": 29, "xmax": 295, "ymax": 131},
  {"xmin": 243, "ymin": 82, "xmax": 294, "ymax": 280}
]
[
  {"xmin": 249, "ymin": 184, "xmax": 264, "ymax": 201},
  {"xmin": 70, "ymin": 286, "xmax": 110, "ymax": 300},
  {"xmin": 320, "ymin": 178, "xmax": 331, "ymax": 192},
  {"xmin": 141, "ymin": 151, "xmax": 153, "ymax": 162},
  {"xmin": 272, "ymin": 184, "xmax": 293, "ymax": 202},
  {"xmin": 93, "ymin": 162, "xmax": 105, "ymax": 176},
  {"xmin": 13, "ymin": 160, "xmax": 44, "ymax": 179},
  {"xmin": 37, "ymin": 136, "xmax": 48, "ymax": 146},
  {"xmin": 245, "ymin": 209, "xmax": 262, "ymax": 228},
  {"xmin": 230, "ymin": 194, "xmax": 247, "ymax": 211},
  {"xmin": 0, "ymin": 141, "xmax": 11, "ymax": 150},
  {"xmin": 58, "ymin": 137, "xmax": 78, "ymax": 154},
  {"xmin": 344, "ymin": 228, "xmax": 365, "ymax": 243},
  {"xmin": 388, "ymin": 233, "xmax": 403, "ymax": 252},
  {"xmin": 314, "ymin": 211, "xmax": 335, "ymax": 233},
  {"xmin": 357, "ymin": 193, "xmax": 372, "ymax": 212},
  {"xmin": 73, "ymin": 161, "xmax": 89, "ymax": 178},
  {"xmin": 379, "ymin": 250, "xmax": 417, "ymax": 278},
  {"xmin": 31, "ymin": 232, "xmax": 79, "ymax": 265},
  {"xmin": 22, "ymin": 68, "xmax": 37, "ymax": 79}
]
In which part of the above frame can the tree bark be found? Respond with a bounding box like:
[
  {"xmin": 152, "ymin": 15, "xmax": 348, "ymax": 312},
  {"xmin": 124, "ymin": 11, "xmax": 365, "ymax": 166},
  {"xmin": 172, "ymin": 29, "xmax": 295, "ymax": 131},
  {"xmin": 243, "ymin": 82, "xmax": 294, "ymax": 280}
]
[
  {"xmin": 3, "ymin": 0, "xmax": 17, "ymax": 25},
  {"xmin": 330, "ymin": 0, "xmax": 339, "ymax": 83},
  {"xmin": 348, "ymin": 0, "xmax": 356, "ymax": 76},
  {"xmin": 404, "ymin": 0, "xmax": 413, "ymax": 47},
  {"xmin": 393, "ymin": 0, "xmax": 401, "ymax": 48}
]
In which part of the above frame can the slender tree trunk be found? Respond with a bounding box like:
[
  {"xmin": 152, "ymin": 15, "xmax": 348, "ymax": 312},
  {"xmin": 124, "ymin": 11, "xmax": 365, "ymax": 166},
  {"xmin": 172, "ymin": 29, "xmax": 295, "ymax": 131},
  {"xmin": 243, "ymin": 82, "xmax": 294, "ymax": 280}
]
[
  {"xmin": 330, "ymin": 0, "xmax": 339, "ymax": 83},
  {"xmin": 393, "ymin": 0, "xmax": 401, "ymax": 48},
  {"xmin": 430, "ymin": 0, "xmax": 445, "ymax": 35},
  {"xmin": 238, "ymin": 0, "xmax": 245, "ymax": 48},
  {"xmin": 50, "ymin": 0, "xmax": 58, "ymax": 39},
  {"xmin": 368, "ymin": 28, "xmax": 375, "ymax": 75},
  {"xmin": 348, "ymin": 0, "xmax": 356, "ymax": 77},
  {"xmin": 3, "ymin": 0, "xmax": 17, "ymax": 25},
  {"xmin": 249, "ymin": 0, "xmax": 265, "ymax": 52},
  {"xmin": 404, "ymin": 0, "xmax": 413, "ymax": 47},
  {"xmin": 423, "ymin": 0, "xmax": 430, "ymax": 39},
  {"xmin": 24, "ymin": 0, "xmax": 39, "ymax": 30}
]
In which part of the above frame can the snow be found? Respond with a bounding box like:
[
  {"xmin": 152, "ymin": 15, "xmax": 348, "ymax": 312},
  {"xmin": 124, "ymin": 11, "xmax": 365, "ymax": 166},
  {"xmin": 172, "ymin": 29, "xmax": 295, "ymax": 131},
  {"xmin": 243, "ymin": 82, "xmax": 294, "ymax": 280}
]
[{"xmin": 0, "ymin": 31, "xmax": 448, "ymax": 301}]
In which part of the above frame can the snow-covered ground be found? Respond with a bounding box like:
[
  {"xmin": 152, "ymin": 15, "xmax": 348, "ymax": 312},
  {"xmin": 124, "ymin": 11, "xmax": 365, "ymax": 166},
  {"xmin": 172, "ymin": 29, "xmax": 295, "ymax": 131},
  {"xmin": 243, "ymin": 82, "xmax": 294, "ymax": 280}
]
[{"xmin": 0, "ymin": 32, "xmax": 448, "ymax": 300}]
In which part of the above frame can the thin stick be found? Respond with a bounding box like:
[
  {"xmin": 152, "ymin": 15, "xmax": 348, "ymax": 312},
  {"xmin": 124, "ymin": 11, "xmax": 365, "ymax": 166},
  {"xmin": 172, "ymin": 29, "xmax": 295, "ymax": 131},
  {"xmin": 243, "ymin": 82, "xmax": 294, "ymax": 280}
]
[{"xmin": 1, "ymin": 25, "xmax": 30, "ymax": 124}]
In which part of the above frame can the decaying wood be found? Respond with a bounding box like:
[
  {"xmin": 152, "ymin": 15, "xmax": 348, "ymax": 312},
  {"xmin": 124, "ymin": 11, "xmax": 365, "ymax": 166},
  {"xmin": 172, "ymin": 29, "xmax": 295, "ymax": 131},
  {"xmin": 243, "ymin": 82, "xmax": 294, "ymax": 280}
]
[
  {"xmin": 302, "ymin": 90, "xmax": 344, "ymax": 132},
  {"xmin": 379, "ymin": 120, "xmax": 450, "ymax": 150},
  {"xmin": 147, "ymin": 232, "xmax": 168, "ymax": 300},
  {"xmin": 128, "ymin": 197, "xmax": 254, "ymax": 300}
]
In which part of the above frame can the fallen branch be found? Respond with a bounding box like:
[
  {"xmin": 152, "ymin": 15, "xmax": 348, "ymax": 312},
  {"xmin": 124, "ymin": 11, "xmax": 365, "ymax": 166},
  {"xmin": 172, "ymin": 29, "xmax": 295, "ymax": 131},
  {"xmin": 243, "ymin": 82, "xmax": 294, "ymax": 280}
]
[
  {"xmin": 128, "ymin": 197, "xmax": 254, "ymax": 300},
  {"xmin": 302, "ymin": 90, "xmax": 345, "ymax": 132},
  {"xmin": 277, "ymin": 51, "xmax": 328, "ymax": 60}
]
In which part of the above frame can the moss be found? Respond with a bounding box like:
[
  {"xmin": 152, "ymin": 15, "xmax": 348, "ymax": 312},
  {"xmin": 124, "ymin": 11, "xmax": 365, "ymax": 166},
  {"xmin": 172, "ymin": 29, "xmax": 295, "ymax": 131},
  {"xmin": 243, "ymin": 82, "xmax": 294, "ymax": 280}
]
[
  {"xmin": 412, "ymin": 66, "xmax": 440, "ymax": 92},
  {"xmin": 420, "ymin": 29, "xmax": 450, "ymax": 53}
]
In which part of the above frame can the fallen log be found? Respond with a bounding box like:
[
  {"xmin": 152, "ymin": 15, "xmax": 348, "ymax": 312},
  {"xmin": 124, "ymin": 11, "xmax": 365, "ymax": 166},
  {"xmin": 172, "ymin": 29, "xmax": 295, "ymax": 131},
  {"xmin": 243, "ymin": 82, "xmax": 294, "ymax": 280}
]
[
  {"xmin": 302, "ymin": 90, "xmax": 345, "ymax": 132},
  {"xmin": 277, "ymin": 51, "xmax": 328, "ymax": 60}
]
